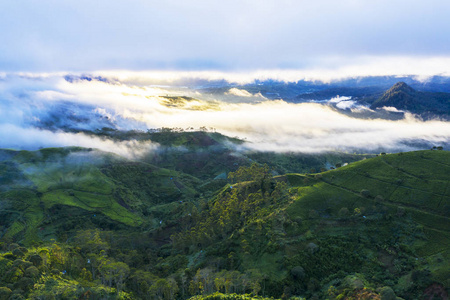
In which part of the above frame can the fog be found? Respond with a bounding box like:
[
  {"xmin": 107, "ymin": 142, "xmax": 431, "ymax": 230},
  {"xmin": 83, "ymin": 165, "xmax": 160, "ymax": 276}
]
[
  {"xmin": 0, "ymin": 74, "xmax": 449, "ymax": 156},
  {"xmin": 0, "ymin": 124, "xmax": 158, "ymax": 159}
]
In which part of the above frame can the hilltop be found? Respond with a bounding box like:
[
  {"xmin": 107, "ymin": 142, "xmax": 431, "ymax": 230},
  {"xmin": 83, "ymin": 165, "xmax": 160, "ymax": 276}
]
[
  {"xmin": 290, "ymin": 81, "xmax": 450, "ymax": 120},
  {"xmin": 173, "ymin": 150, "xmax": 449, "ymax": 299},
  {"xmin": 370, "ymin": 82, "xmax": 450, "ymax": 117}
]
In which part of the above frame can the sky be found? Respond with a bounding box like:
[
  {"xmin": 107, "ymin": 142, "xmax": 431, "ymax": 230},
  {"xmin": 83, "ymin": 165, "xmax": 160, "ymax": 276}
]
[{"xmin": 1, "ymin": 0, "xmax": 450, "ymax": 74}]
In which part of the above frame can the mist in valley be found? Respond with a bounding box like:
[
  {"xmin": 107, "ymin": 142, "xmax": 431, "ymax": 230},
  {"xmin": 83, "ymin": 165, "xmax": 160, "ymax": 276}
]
[{"xmin": 0, "ymin": 74, "xmax": 448, "ymax": 157}]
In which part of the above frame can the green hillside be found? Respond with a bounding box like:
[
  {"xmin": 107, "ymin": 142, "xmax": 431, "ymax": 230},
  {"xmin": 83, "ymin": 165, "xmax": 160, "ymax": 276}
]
[
  {"xmin": 174, "ymin": 150, "xmax": 450, "ymax": 299},
  {"xmin": 91, "ymin": 130, "xmax": 374, "ymax": 180},
  {"xmin": 284, "ymin": 150, "xmax": 450, "ymax": 282},
  {"xmin": 0, "ymin": 147, "xmax": 202, "ymax": 245},
  {"xmin": 0, "ymin": 147, "xmax": 448, "ymax": 299}
]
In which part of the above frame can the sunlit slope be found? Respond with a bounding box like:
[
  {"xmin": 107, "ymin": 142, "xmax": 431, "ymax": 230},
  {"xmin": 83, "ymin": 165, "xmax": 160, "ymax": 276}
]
[
  {"xmin": 0, "ymin": 147, "xmax": 201, "ymax": 244},
  {"xmin": 286, "ymin": 150, "xmax": 449, "ymax": 219},
  {"xmin": 169, "ymin": 152, "xmax": 449, "ymax": 298},
  {"xmin": 284, "ymin": 150, "xmax": 450, "ymax": 283}
]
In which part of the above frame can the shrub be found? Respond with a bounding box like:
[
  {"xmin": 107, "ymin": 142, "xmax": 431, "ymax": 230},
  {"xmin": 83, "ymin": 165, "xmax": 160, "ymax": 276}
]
[
  {"xmin": 28, "ymin": 254, "xmax": 43, "ymax": 267},
  {"xmin": 13, "ymin": 277, "xmax": 34, "ymax": 292},
  {"xmin": 306, "ymin": 243, "xmax": 319, "ymax": 254},
  {"xmin": 375, "ymin": 195, "xmax": 384, "ymax": 202},
  {"xmin": 342, "ymin": 275, "xmax": 364, "ymax": 290},
  {"xmin": 291, "ymin": 266, "xmax": 305, "ymax": 280},
  {"xmin": 8, "ymin": 244, "xmax": 20, "ymax": 251},
  {"xmin": 3, "ymin": 267, "xmax": 24, "ymax": 283},
  {"xmin": 379, "ymin": 286, "xmax": 396, "ymax": 300},
  {"xmin": 396, "ymin": 207, "xmax": 405, "ymax": 217},
  {"xmin": 308, "ymin": 210, "xmax": 319, "ymax": 219},
  {"xmin": 0, "ymin": 287, "xmax": 12, "ymax": 300},
  {"xmin": 360, "ymin": 190, "xmax": 370, "ymax": 198},
  {"xmin": 24, "ymin": 266, "xmax": 40, "ymax": 279},
  {"xmin": 338, "ymin": 207, "xmax": 349, "ymax": 218}
]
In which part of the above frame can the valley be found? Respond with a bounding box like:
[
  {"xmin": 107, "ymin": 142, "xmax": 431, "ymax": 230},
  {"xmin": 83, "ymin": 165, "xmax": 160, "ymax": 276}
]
[{"xmin": 0, "ymin": 133, "xmax": 448, "ymax": 299}]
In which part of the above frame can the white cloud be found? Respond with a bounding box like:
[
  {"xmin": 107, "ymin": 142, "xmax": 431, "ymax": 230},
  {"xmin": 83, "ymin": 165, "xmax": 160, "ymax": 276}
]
[
  {"xmin": 0, "ymin": 74, "xmax": 449, "ymax": 155},
  {"xmin": 380, "ymin": 106, "xmax": 405, "ymax": 113},
  {"xmin": 226, "ymin": 88, "xmax": 266, "ymax": 98},
  {"xmin": 33, "ymin": 90, "xmax": 75, "ymax": 101},
  {"xmin": 335, "ymin": 100, "xmax": 357, "ymax": 110},
  {"xmin": 0, "ymin": 124, "xmax": 158, "ymax": 159},
  {"xmin": 5, "ymin": 55, "xmax": 450, "ymax": 87},
  {"xmin": 327, "ymin": 96, "xmax": 352, "ymax": 103},
  {"xmin": 226, "ymin": 88, "xmax": 253, "ymax": 97},
  {"xmin": 93, "ymin": 57, "xmax": 450, "ymax": 84}
]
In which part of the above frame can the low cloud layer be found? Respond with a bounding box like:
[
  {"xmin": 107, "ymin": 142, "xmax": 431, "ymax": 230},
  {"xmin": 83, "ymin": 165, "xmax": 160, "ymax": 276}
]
[
  {"xmin": 226, "ymin": 88, "xmax": 266, "ymax": 99},
  {"xmin": 0, "ymin": 124, "xmax": 158, "ymax": 158},
  {"xmin": 0, "ymin": 74, "xmax": 449, "ymax": 156},
  {"xmin": 92, "ymin": 60, "xmax": 450, "ymax": 85}
]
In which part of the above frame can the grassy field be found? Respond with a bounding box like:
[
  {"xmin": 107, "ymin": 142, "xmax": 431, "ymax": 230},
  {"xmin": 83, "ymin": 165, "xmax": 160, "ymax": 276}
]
[{"xmin": 282, "ymin": 150, "xmax": 450, "ymax": 284}]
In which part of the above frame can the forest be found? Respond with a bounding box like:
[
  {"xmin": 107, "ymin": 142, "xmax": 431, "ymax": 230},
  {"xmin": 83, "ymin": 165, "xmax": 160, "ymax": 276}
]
[{"xmin": 0, "ymin": 131, "xmax": 448, "ymax": 299}]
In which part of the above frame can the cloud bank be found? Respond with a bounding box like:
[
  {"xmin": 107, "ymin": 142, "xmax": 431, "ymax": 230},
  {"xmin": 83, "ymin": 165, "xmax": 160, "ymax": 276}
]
[
  {"xmin": 92, "ymin": 58, "xmax": 450, "ymax": 85},
  {"xmin": 0, "ymin": 124, "xmax": 158, "ymax": 159},
  {"xmin": 0, "ymin": 74, "xmax": 449, "ymax": 156}
]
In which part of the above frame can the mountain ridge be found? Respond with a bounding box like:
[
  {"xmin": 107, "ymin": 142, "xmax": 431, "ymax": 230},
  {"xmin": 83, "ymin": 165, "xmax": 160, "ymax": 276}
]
[{"xmin": 371, "ymin": 82, "xmax": 450, "ymax": 117}]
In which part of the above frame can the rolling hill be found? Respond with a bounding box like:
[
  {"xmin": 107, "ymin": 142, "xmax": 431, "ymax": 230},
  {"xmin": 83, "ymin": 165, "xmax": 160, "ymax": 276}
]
[
  {"xmin": 0, "ymin": 145, "xmax": 448, "ymax": 299},
  {"xmin": 175, "ymin": 150, "xmax": 450, "ymax": 299},
  {"xmin": 0, "ymin": 147, "xmax": 203, "ymax": 245}
]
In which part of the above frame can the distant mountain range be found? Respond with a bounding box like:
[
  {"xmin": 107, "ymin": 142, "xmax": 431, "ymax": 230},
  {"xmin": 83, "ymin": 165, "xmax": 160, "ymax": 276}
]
[
  {"xmin": 370, "ymin": 82, "xmax": 450, "ymax": 116},
  {"xmin": 237, "ymin": 75, "xmax": 450, "ymax": 100},
  {"xmin": 293, "ymin": 86, "xmax": 386, "ymax": 101},
  {"xmin": 292, "ymin": 81, "xmax": 450, "ymax": 119}
]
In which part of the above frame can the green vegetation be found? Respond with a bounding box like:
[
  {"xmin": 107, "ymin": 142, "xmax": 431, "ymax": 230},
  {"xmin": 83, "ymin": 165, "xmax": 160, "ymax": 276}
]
[
  {"xmin": 0, "ymin": 142, "xmax": 449, "ymax": 299},
  {"xmin": 0, "ymin": 147, "xmax": 204, "ymax": 244},
  {"xmin": 189, "ymin": 293, "xmax": 282, "ymax": 300}
]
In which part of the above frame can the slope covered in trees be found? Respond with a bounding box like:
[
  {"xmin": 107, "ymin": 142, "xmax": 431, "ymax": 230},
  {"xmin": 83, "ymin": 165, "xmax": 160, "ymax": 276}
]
[{"xmin": 0, "ymin": 143, "xmax": 448, "ymax": 299}]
